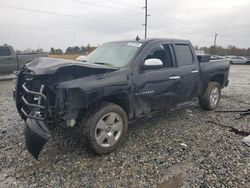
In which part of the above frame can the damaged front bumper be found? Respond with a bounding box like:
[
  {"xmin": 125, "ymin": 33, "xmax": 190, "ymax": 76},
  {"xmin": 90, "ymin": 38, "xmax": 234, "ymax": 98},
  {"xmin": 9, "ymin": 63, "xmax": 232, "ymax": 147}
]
[
  {"xmin": 15, "ymin": 74, "xmax": 53, "ymax": 159},
  {"xmin": 25, "ymin": 118, "xmax": 51, "ymax": 159},
  {"xmin": 15, "ymin": 72, "xmax": 81, "ymax": 159}
]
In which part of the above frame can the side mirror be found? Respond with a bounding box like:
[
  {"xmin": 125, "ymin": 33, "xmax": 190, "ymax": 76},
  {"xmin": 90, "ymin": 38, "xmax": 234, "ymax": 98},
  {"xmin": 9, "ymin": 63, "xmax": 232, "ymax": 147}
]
[
  {"xmin": 142, "ymin": 59, "xmax": 163, "ymax": 70},
  {"xmin": 197, "ymin": 55, "xmax": 211, "ymax": 63}
]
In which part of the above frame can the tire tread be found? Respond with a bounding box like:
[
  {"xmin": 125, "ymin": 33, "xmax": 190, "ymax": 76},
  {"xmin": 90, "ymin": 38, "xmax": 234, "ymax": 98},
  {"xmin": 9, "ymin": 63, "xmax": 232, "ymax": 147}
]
[
  {"xmin": 80, "ymin": 102, "xmax": 128, "ymax": 155},
  {"xmin": 199, "ymin": 82, "xmax": 221, "ymax": 111}
]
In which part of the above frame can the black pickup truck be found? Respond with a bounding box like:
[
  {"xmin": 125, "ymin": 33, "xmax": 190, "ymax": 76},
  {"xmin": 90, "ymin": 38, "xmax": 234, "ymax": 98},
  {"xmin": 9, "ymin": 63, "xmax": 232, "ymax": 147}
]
[{"xmin": 14, "ymin": 38, "xmax": 230, "ymax": 159}]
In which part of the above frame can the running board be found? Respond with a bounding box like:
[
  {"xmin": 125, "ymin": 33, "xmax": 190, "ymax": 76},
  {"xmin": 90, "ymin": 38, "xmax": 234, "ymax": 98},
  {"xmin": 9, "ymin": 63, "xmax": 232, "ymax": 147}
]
[
  {"xmin": 170, "ymin": 99, "xmax": 198, "ymax": 111},
  {"xmin": 128, "ymin": 98, "xmax": 199, "ymax": 124}
]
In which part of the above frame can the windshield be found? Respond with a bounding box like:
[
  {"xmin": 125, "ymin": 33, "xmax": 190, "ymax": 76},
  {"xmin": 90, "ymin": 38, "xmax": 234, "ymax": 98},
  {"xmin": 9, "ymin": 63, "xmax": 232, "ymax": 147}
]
[{"xmin": 86, "ymin": 42, "xmax": 141, "ymax": 67}]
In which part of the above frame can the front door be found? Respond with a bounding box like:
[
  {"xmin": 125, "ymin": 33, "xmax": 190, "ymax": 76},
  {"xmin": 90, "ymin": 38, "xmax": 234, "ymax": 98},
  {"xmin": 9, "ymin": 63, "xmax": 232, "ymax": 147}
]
[{"xmin": 132, "ymin": 43, "xmax": 182, "ymax": 117}]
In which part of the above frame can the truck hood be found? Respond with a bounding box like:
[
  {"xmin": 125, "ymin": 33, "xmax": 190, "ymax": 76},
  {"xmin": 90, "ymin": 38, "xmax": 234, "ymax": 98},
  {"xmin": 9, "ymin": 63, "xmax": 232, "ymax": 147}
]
[{"xmin": 24, "ymin": 57, "xmax": 118, "ymax": 75}]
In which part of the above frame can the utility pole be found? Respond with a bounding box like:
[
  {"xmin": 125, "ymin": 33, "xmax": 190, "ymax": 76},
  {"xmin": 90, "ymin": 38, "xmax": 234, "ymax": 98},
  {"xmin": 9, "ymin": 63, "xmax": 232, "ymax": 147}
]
[
  {"xmin": 74, "ymin": 31, "xmax": 76, "ymax": 46},
  {"xmin": 38, "ymin": 42, "xmax": 40, "ymax": 49},
  {"xmin": 143, "ymin": 0, "xmax": 150, "ymax": 39},
  {"xmin": 213, "ymin": 33, "xmax": 218, "ymax": 55}
]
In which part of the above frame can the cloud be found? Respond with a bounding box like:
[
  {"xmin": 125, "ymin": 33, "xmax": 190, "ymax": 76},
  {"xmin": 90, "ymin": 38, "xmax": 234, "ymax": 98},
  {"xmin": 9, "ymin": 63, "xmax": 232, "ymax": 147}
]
[{"xmin": 0, "ymin": 0, "xmax": 249, "ymax": 51}]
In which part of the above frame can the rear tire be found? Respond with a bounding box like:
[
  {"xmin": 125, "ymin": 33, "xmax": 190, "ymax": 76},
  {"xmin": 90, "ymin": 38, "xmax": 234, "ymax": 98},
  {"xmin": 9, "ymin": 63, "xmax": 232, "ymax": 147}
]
[
  {"xmin": 80, "ymin": 102, "xmax": 128, "ymax": 155},
  {"xmin": 199, "ymin": 82, "xmax": 221, "ymax": 111}
]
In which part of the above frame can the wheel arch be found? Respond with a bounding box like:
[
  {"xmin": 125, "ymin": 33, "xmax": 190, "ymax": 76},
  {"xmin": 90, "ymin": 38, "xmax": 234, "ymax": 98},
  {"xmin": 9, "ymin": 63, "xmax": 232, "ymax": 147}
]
[
  {"xmin": 210, "ymin": 74, "xmax": 224, "ymax": 88},
  {"xmin": 82, "ymin": 92, "xmax": 132, "ymax": 119},
  {"xmin": 100, "ymin": 93, "xmax": 131, "ymax": 117}
]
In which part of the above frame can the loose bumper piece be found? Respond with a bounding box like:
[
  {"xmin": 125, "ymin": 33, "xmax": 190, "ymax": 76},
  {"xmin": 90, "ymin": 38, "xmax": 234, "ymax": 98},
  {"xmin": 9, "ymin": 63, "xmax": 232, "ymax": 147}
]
[{"xmin": 24, "ymin": 118, "xmax": 51, "ymax": 159}]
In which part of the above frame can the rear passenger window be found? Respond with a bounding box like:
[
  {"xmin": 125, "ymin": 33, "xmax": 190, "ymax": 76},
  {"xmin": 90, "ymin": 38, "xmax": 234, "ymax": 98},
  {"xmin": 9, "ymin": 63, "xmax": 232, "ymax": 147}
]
[
  {"xmin": 0, "ymin": 47, "xmax": 11, "ymax": 56},
  {"xmin": 145, "ymin": 44, "xmax": 175, "ymax": 68},
  {"xmin": 175, "ymin": 44, "xmax": 194, "ymax": 66}
]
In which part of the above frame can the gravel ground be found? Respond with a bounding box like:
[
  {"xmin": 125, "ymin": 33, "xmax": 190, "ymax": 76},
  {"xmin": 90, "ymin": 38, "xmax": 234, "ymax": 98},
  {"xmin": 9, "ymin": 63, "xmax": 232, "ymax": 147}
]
[{"xmin": 0, "ymin": 65, "xmax": 249, "ymax": 188}]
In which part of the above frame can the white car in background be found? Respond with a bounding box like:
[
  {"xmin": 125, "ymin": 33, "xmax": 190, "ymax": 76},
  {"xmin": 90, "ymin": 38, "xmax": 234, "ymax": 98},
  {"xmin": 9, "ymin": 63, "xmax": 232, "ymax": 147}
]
[
  {"xmin": 76, "ymin": 55, "xmax": 86, "ymax": 62},
  {"xmin": 210, "ymin": 55, "xmax": 226, "ymax": 60},
  {"xmin": 227, "ymin": 56, "xmax": 250, "ymax": 65}
]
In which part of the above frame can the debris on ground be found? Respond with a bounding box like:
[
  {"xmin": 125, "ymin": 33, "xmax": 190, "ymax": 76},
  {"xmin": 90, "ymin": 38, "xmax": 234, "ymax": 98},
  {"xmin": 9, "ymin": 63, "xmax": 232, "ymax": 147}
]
[
  {"xmin": 180, "ymin": 143, "xmax": 188, "ymax": 148},
  {"xmin": 157, "ymin": 173, "xmax": 185, "ymax": 188},
  {"xmin": 206, "ymin": 120, "xmax": 250, "ymax": 136},
  {"xmin": 242, "ymin": 135, "xmax": 250, "ymax": 146},
  {"xmin": 0, "ymin": 130, "xmax": 7, "ymax": 139},
  {"xmin": 215, "ymin": 108, "xmax": 250, "ymax": 119}
]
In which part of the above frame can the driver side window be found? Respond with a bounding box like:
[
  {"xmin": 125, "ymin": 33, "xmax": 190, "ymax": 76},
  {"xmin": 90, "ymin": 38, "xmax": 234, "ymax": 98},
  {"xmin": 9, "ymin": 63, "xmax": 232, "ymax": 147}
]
[{"xmin": 145, "ymin": 44, "xmax": 174, "ymax": 68}]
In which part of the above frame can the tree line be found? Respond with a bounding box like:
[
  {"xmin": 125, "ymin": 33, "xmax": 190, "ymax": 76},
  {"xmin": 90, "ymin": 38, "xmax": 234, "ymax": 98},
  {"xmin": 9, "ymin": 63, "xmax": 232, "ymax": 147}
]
[
  {"xmin": 49, "ymin": 44, "xmax": 96, "ymax": 55},
  {"xmin": 195, "ymin": 45, "xmax": 250, "ymax": 56},
  {"xmin": 17, "ymin": 44, "xmax": 250, "ymax": 57},
  {"xmin": 50, "ymin": 44, "xmax": 250, "ymax": 57}
]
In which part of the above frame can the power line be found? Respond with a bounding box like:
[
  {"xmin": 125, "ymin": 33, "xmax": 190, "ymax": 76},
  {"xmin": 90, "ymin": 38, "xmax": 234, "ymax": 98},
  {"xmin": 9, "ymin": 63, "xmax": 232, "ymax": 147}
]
[
  {"xmin": 1, "ymin": 2, "xmax": 247, "ymax": 47},
  {"xmin": 143, "ymin": 3, "xmax": 215, "ymax": 43},
  {"xmin": 0, "ymin": 5, "xmax": 141, "ymax": 28},
  {"xmin": 150, "ymin": 14, "xmax": 214, "ymax": 37},
  {"xmin": 72, "ymin": 0, "xmax": 143, "ymax": 16},
  {"xmin": 149, "ymin": 26, "xmax": 213, "ymax": 44},
  {"xmin": 102, "ymin": 0, "xmax": 143, "ymax": 8},
  {"xmin": 149, "ymin": 19, "xmax": 213, "ymax": 38},
  {"xmin": 151, "ymin": 14, "xmax": 249, "ymax": 47}
]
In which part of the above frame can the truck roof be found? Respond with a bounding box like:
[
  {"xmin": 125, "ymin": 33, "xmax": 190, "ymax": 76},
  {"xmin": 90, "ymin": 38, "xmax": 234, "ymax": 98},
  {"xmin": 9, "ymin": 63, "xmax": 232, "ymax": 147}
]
[
  {"xmin": 0, "ymin": 44, "xmax": 12, "ymax": 48},
  {"xmin": 108, "ymin": 38, "xmax": 190, "ymax": 44}
]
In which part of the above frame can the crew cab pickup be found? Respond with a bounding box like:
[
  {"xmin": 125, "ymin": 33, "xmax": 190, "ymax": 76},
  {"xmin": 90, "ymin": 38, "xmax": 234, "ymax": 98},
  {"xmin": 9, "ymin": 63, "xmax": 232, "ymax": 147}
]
[
  {"xmin": 0, "ymin": 45, "xmax": 47, "ymax": 74},
  {"xmin": 14, "ymin": 38, "xmax": 230, "ymax": 159}
]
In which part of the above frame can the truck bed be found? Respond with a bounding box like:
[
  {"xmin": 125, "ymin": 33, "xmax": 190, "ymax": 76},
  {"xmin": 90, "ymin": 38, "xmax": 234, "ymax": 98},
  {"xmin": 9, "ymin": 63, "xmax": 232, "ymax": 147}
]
[
  {"xmin": 200, "ymin": 59, "xmax": 230, "ymax": 93},
  {"xmin": 17, "ymin": 53, "xmax": 48, "ymax": 68}
]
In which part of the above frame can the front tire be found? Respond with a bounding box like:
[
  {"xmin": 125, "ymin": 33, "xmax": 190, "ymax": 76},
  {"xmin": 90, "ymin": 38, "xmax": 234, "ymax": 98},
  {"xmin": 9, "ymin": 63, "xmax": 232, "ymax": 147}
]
[
  {"xmin": 199, "ymin": 82, "xmax": 221, "ymax": 111},
  {"xmin": 80, "ymin": 102, "xmax": 128, "ymax": 155}
]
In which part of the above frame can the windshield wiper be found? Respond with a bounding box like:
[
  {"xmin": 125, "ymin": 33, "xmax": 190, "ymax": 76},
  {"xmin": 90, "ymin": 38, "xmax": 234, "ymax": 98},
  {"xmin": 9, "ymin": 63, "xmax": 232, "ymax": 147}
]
[{"xmin": 93, "ymin": 62, "xmax": 113, "ymax": 67}]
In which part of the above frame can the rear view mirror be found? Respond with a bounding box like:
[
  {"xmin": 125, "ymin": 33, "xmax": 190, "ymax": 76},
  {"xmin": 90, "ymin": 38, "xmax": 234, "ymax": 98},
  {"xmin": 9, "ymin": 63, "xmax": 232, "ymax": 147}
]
[{"xmin": 142, "ymin": 59, "xmax": 163, "ymax": 70}]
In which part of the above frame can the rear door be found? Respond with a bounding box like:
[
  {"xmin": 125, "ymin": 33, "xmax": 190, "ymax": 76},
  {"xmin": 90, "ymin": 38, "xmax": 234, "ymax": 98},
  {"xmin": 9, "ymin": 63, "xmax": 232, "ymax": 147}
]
[
  {"xmin": 0, "ymin": 47, "xmax": 17, "ymax": 74},
  {"xmin": 132, "ymin": 42, "xmax": 182, "ymax": 116},
  {"xmin": 174, "ymin": 43, "xmax": 200, "ymax": 102}
]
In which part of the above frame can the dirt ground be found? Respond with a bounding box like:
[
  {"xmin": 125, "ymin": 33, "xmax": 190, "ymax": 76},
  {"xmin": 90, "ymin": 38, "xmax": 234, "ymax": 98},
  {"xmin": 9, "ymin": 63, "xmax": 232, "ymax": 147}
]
[
  {"xmin": 48, "ymin": 54, "xmax": 79, "ymax": 60},
  {"xmin": 0, "ymin": 65, "xmax": 249, "ymax": 188}
]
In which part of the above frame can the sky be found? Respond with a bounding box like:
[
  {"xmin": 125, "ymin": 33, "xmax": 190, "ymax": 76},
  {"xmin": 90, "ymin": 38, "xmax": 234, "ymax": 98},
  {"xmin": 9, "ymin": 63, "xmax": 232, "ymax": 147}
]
[{"xmin": 0, "ymin": 0, "xmax": 249, "ymax": 51}]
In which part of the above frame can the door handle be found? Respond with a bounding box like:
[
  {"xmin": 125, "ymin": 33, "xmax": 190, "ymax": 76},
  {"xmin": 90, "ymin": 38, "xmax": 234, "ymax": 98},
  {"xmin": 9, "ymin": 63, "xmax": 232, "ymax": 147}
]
[
  {"xmin": 191, "ymin": 70, "xmax": 199, "ymax": 74},
  {"xmin": 169, "ymin": 76, "xmax": 181, "ymax": 80},
  {"xmin": 7, "ymin": 57, "xmax": 13, "ymax": 60}
]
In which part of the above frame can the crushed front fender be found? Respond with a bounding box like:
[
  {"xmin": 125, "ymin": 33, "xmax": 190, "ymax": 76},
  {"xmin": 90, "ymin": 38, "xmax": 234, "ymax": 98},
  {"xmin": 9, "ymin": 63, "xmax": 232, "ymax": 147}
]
[{"xmin": 24, "ymin": 118, "xmax": 51, "ymax": 160}]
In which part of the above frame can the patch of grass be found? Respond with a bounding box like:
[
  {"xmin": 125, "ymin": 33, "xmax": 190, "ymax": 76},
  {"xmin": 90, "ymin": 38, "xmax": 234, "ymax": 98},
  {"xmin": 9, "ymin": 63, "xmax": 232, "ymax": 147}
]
[{"xmin": 221, "ymin": 95, "xmax": 230, "ymax": 99}]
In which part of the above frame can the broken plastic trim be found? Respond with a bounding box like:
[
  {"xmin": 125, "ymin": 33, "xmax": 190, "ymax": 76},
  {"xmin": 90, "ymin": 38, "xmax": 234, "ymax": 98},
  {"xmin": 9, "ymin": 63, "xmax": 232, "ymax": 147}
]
[{"xmin": 24, "ymin": 118, "xmax": 51, "ymax": 159}]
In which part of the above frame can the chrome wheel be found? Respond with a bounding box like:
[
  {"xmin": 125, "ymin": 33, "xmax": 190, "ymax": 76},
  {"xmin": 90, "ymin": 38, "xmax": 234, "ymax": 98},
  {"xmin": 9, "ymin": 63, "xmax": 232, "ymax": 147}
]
[
  {"xmin": 210, "ymin": 87, "xmax": 219, "ymax": 107},
  {"xmin": 95, "ymin": 112, "xmax": 123, "ymax": 148}
]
